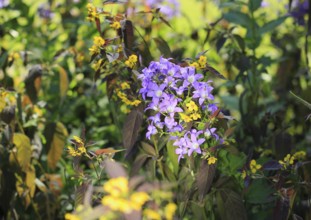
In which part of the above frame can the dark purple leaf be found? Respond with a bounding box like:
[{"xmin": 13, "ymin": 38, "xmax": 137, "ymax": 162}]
[
  {"xmin": 263, "ymin": 160, "xmax": 282, "ymax": 170},
  {"xmin": 196, "ymin": 160, "xmax": 216, "ymax": 202}
]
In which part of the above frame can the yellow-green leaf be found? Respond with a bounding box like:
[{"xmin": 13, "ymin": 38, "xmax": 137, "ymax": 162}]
[
  {"xmin": 47, "ymin": 122, "xmax": 68, "ymax": 170},
  {"xmin": 26, "ymin": 165, "xmax": 36, "ymax": 199},
  {"xmin": 11, "ymin": 133, "xmax": 32, "ymax": 172},
  {"xmin": 58, "ymin": 66, "xmax": 69, "ymax": 99}
]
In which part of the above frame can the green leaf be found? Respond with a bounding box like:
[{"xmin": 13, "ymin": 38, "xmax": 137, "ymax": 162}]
[
  {"xmin": 154, "ymin": 37, "xmax": 171, "ymax": 58},
  {"xmin": 11, "ymin": 133, "xmax": 32, "ymax": 172},
  {"xmin": 58, "ymin": 66, "xmax": 69, "ymax": 100},
  {"xmin": 223, "ymin": 11, "xmax": 252, "ymax": 28},
  {"xmin": 245, "ymin": 179, "xmax": 275, "ymax": 204},
  {"xmin": 233, "ymin": 34, "xmax": 245, "ymax": 52},
  {"xmin": 141, "ymin": 141, "xmax": 156, "ymax": 156},
  {"xmin": 290, "ymin": 91, "xmax": 311, "ymax": 110},
  {"xmin": 166, "ymin": 140, "xmax": 179, "ymax": 176},
  {"xmin": 249, "ymin": 0, "xmax": 262, "ymax": 12},
  {"xmin": 47, "ymin": 122, "xmax": 68, "ymax": 170},
  {"xmin": 259, "ymin": 16, "xmax": 288, "ymax": 35}
]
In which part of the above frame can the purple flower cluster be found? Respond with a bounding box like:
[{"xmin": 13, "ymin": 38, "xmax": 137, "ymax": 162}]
[
  {"xmin": 290, "ymin": 0, "xmax": 309, "ymax": 25},
  {"xmin": 146, "ymin": 0, "xmax": 180, "ymax": 19},
  {"xmin": 138, "ymin": 57, "xmax": 221, "ymax": 161}
]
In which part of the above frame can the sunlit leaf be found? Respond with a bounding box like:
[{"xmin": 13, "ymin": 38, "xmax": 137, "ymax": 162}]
[
  {"xmin": 47, "ymin": 122, "xmax": 68, "ymax": 170},
  {"xmin": 166, "ymin": 140, "xmax": 179, "ymax": 176},
  {"xmin": 26, "ymin": 165, "xmax": 36, "ymax": 199},
  {"xmin": 11, "ymin": 133, "xmax": 32, "ymax": 172},
  {"xmin": 259, "ymin": 16, "xmax": 288, "ymax": 35},
  {"xmin": 58, "ymin": 66, "xmax": 69, "ymax": 99}
]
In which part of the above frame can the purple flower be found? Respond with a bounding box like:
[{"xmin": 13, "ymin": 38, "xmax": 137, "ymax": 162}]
[
  {"xmin": 38, "ymin": 5, "xmax": 54, "ymax": 19},
  {"xmin": 290, "ymin": 0, "xmax": 309, "ymax": 25},
  {"xmin": 186, "ymin": 129, "xmax": 205, "ymax": 156},
  {"xmin": 208, "ymin": 103, "xmax": 218, "ymax": 114},
  {"xmin": 175, "ymin": 146, "xmax": 187, "ymax": 162},
  {"xmin": 192, "ymin": 82, "xmax": 214, "ymax": 105},
  {"xmin": 146, "ymin": 124, "xmax": 157, "ymax": 139},
  {"xmin": 159, "ymin": 94, "xmax": 183, "ymax": 114},
  {"xmin": 148, "ymin": 113, "xmax": 163, "ymax": 129},
  {"xmin": 204, "ymin": 127, "xmax": 219, "ymax": 140},
  {"xmin": 0, "ymin": 0, "xmax": 9, "ymax": 8}
]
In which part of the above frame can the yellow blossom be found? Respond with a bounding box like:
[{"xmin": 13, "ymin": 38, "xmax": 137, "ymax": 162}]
[
  {"xmin": 89, "ymin": 45, "xmax": 100, "ymax": 56},
  {"xmin": 65, "ymin": 213, "xmax": 81, "ymax": 220},
  {"xmin": 102, "ymin": 196, "xmax": 132, "ymax": 213},
  {"xmin": 67, "ymin": 146, "xmax": 81, "ymax": 157},
  {"xmin": 73, "ymin": 136, "xmax": 84, "ymax": 146},
  {"xmin": 128, "ymin": 54, "xmax": 137, "ymax": 63},
  {"xmin": 190, "ymin": 113, "xmax": 201, "ymax": 120},
  {"xmin": 103, "ymin": 177, "xmax": 129, "ymax": 197},
  {"xmin": 130, "ymin": 192, "xmax": 149, "ymax": 210},
  {"xmin": 120, "ymin": 82, "xmax": 130, "ymax": 90},
  {"xmin": 190, "ymin": 62, "xmax": 199, "ymax": 68},
  {"xmin": 86, "ymin": 3, "xmax": 99, "ymax": 22},
  {"xmin": 186, "ymin": 100, "xmax": 198, "ymax": 112},
  {"xmin": 164, "ymin": 203, "xmax": 177, "ymax": 220},
  {"xmin": 293, "ymin": 151, "xmax": 306, "ymax": 160},
  {"xmin": 207, "ymin": 156, "xmax": 217, "ymax": 165},
  {"xmin": 110, "ymin": 21, "xmax": 121, "ymax": 30},
  {"xmin": 198, "ymin": 56, "xmax": 207, "ymax": 68},
  {"xmin": 93, "ymin": 36, "xmax": 105, "ymax": 47},
  {"xmin": 143, "ymin": 209, "xmax": 161, "ymax": 220},
  {"xmin": 179, "ymin": 113, "xmax": 192, "ymax": 122},
  {"xmin": 250, "ymin": 159, "xmax": 261, "ymax": 173},
  {"xmin": 241, "ymin": 170, "xmax": 246, "ymax": 179}
]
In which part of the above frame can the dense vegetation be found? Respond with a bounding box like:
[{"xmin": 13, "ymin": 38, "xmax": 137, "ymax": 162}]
[{"xmin": 0, "ymin": 0, "xmax": 310, "ymax": 219}]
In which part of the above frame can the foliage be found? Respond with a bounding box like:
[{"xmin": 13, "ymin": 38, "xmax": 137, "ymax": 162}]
[{"xmin": 0, "ymin": 0, "xmax": 311, "ymax": 219}]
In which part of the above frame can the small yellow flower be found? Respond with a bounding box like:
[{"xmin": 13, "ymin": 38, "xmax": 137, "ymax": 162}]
[
  {"xmin": 110, "ymin": 21, "xmax": 121, "ymax": 30},
  {"xmin": 186, "ymin": 100, "xmax": 198, "ymax": 112},
  {"xmin": 179, "ymin": 113, "xmax": 192, "ymax": 122},
  {"xmin": 130, "ymin": 192, "xmax": 149, "ymax": 210},
  {"xmin": 143, "ymin": 209, "xmax": 161, "ymax": 220},
  {"xmin": 89, "ymin": 45, "xmax": 100, "ymax": 56},
  {"xmin": 103, "ymin": 177, "xmax": 129, "ymax": 197},
  {"xmin": 208, "ymin": 156, "xmax": 217, "ymax": 165},
  {"xmin": 293, "ymin": 151, "xmax": 306, "ymax": 160},
  {"xmin": 190, "ymin": 113, "xmax": 201, "ymax": 120},
  {"xmin": 190, "ymin": 62, "xmax": 199, "ymax": 68},
  {"xmin": 198, "ymin": 56, "xmax": 207, "ymax": 68},
  {"xmin": 93, "ymin": 36, "xmax": 105, "ymax": 47},
  {"xmin": 128, "ymin": 55, "xmax": 137, "ymax": 63},
  {"xmin": 241, "ymin": 170, "xmax": 246, "ymax": 179},
  {"xmin": 120, "ymin": 82, "xmax": 130, "ymax": 90},
  {"xmin": 65, "ymin": 213, "xmax": 81, "ymax": 220},
  {"xmin": 164, "ymin": 203, "xmax": 177, "ymax": 220},
  {"xmin": 250, "ymin": 159, "xmax": 261, "ymax": 173}
]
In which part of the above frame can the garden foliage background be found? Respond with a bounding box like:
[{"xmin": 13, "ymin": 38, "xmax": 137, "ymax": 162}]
[{"xmin": 0, "ymin": 0, "xmax": 311, "ymax": 219}]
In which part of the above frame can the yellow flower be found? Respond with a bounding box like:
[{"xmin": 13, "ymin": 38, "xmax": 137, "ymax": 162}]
[
  {"xmin": 73, "ymin": 136, "xmax": 84, "ymax": 146},
  {"xmin": 103, "ymin": 177, "xmax": 129, "ymax": 197},
  {"xmin": 198, "ymin": 56, "xmax": 207, "ymax": 68},
  {"xmin": 67, "ymin": 146, "xmax": 81, "ymax": 157},
  {"xmin": 190, "ymin": 62, "xmax": 199, "ymax": 68},
  {"xmin": 207, "ymin": 156, "xmax": 217, "ymax": 165},
  {"xmin": 190, "ymin": 113, "xmax": 201, "ymax": 120},
  {"xmin": 143, "ymin": 209, "xmax": 161, "ymax": 220},
  {"xmin": 179, "ymin": 113, "xmax": 192, "ymax": 122},
  {"xmin": 250, "ymin": 159, "xmax": 261, "ymax": 173},
  {"xmin": 65, "ymin": 213, "xmax": 81, "ymax": 220},
  {"xmin": 93, "ymin": 36, "xmax": 105, "ymax": 47},
  {"xmin": 186, "ymin": 100, "xmax": 198, "ymax": 112},
  {"xmin": 120, "ymin": 82, "xmax": 130, "ymax": 90},
  {"xmin": 164, "ymin": 203, "xmax": 177, "ymax": 220},
  {"xmin": 110, "ymin": 21, "xmax": 121, "ymax": 30},
  {"xmin": 130, "ymin": 192, "xmax": 149, "ymax": 210},
  {"xmin": 102, "ymin": 196, "xmax": 132, "ymax": 213},
  {"xmin": 89, "ymin": 45, "xmax": 100, "ymax": 56},
  {"xmin": 293, "ymin": 151, "xmax": 306, "ymax": 160},
  {"xmin": 87, "ymin": 3, "xmax": 99, "ymax": 22},
  {"xmin": 128, "ymin": 55, "xmax": 137, "ymax": 63}
]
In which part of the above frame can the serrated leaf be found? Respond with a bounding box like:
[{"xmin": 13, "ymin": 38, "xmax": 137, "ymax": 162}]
[
  {"xmin": 123, "ymin": 104, "xmax": 144, "ymax": 157},
  {"xmin": 259, "ymin": 16, "xmax": 288, "ymax": 35},
  {"xmin": 196, "ymin": 160, "xmax": 216, "ymax": 202},
  {"xmin": 11, "ymin": 133, "xmax": 31, "ymax": 172},
  {"xmin": 154, "ymin": 37, "xmax": 171, "ymax": 57},
  {"xmin": 47, "ymin": 122, "xmax": 68, "ymax": 170}
]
